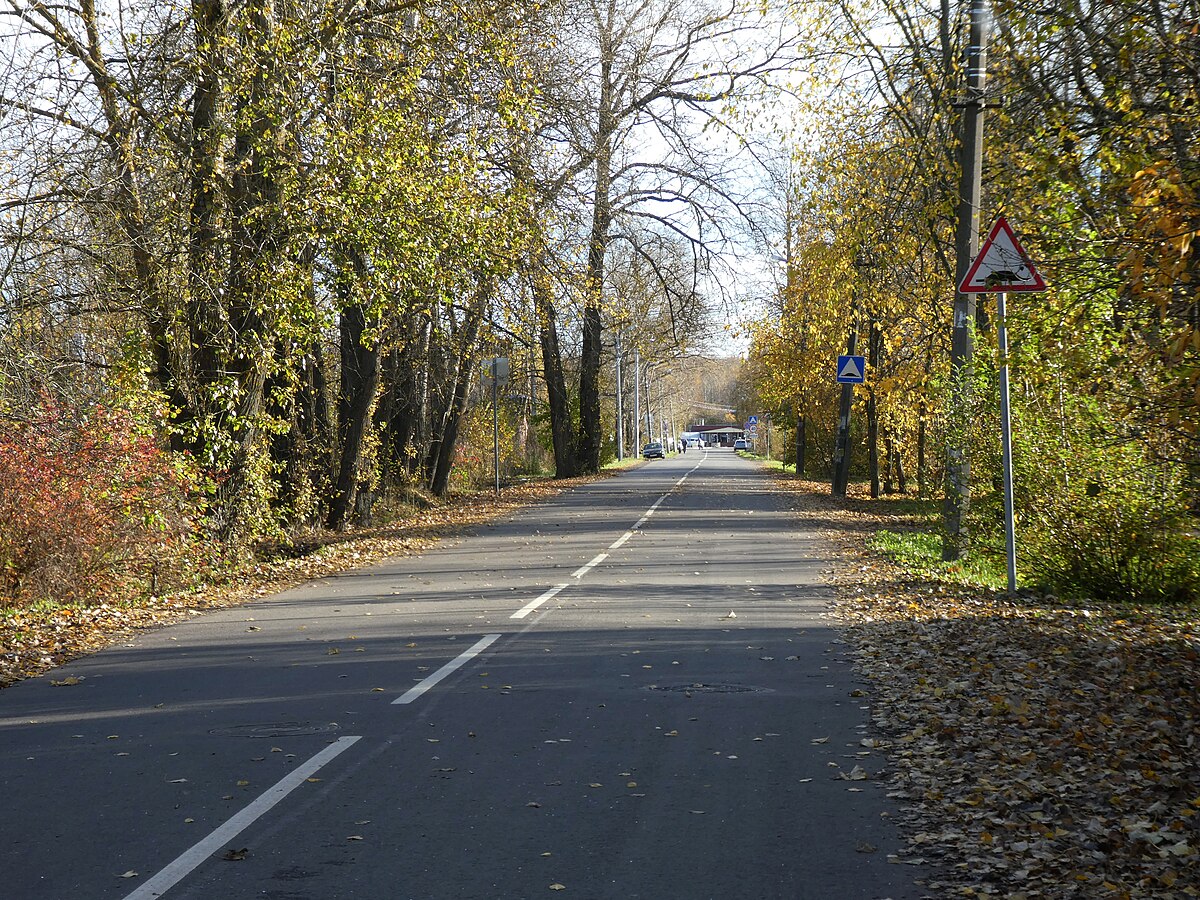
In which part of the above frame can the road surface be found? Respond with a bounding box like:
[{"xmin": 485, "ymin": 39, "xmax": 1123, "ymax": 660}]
[{"xmin": 0, "ymin": 448, "xmax": 927, "ymax": 899}]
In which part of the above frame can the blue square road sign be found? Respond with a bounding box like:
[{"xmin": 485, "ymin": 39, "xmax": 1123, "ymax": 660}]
[{"xmin": 836, "ymin": 355, "xmax": 866, "ymax": 384}]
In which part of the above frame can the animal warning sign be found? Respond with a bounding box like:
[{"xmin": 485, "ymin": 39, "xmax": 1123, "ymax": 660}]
[{"xmin": 959, "ymin": 217, "xmax": 1047, "ymax": 293}]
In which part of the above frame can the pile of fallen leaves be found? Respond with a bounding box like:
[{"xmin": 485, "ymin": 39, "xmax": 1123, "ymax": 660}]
[
  {"xmin": 0, "ymin": 475, "xmax": 603, "ymax": 689},
  {"xmin": 778, "ymin": 478, "xmax": 1200, "ymax": 899}
]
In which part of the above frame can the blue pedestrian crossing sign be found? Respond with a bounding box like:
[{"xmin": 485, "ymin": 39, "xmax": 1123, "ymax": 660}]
[{"xmin": 836, "ymin": 355, "xmax": 866, "ymax": 384}]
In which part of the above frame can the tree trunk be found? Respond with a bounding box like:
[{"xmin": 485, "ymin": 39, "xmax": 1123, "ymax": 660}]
[
  {"xmin": 883, "ymin": 432, "xmax": 894, "ymax": 494},
  {"xmin": 534, "ymin": 274, "xmax": 580, "ymax": 477},
  {"xmin": 917, "ymin": 334, "xmax": 933, "ymax": 498},
  {"xmin": 867, "ymin": 320, "xmax": 883, "ymax": 499},
  {"xmin": 796, "ymin": 412, "xmax": 805, "ymax": 477},
  {"xmin": 377, "ymin": 314, "xmax": 431, "ymax": 484},
  {"xmin": 186, "ymin": 0, "xmax": 231, "ymax": 410},
  {"xmin": 328, "ymin": 259, "xmax": 381, "ymax": 530},
  {"xmin": 895, "ymin": 438, "xmax": 908, "ymax": 494},
  {"xmin": 577, "ymin": 42, "xmax": 615, "ymax": 474},
  {"xmin": 429, "ymin": 291, "xmax": 489, "ymax": 495},
  {"xmin": 302, "ymin": 342, "xmax": 334, "ymax": 513},
  {"xmin": 205, "ymin": 0, "xmax": 283, "ymax": 540}
]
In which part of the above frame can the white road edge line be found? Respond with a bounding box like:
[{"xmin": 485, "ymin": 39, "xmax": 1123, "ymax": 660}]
[
  {"xmin": 608, "ymin": 531, "xmax": 634, "ymax": 550},
  {"xmin": 572, "ymin": 553, "xmax": 608, "ymax": 579},
  {"xmin": 393, "ymin": 633, "xmax": 501, "ymax": 705},
  {"xmin": 511, "ymin": 584, "xmax": 569, "ymax": 619},
  {"xmin": 123, "ymin": 735, "xmax": 362, "ymax": 900}
]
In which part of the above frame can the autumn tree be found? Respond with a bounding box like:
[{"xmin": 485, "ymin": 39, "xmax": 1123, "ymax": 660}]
[
  {"xmin": 747, "ymin": 0, "xmax": 1200, "ymax": 597},
  {"xmin": 0, "ymin": 0, "xmax": 541, "ymax": 542},
  {"xmin": 512, "ymin": 0, "xmax": 797, "ymax": 475}
]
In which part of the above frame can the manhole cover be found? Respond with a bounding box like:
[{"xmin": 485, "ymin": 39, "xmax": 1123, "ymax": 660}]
[
  {"xmin": 209, "ymin": 722, "xmax": 340, "ymax": 738},
  {"xmin": 646, "ymin": 683, "xmax": 768, "ymax": 694}
]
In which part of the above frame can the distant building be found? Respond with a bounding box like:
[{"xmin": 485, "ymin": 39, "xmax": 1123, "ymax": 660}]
[{"xmin": 685, "ymin": 425, "xmax": 745, "ymax": 447}]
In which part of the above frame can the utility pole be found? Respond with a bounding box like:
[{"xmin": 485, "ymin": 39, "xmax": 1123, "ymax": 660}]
[
  {"xmin": 643, "ymin": 363, "xmax": 653, "ymax": 441},
  {"xmin": 615, "ymin": 330, "xmax": 624, "ymax": 460},
  {"xmin": 633, "ymin": 346, "xmax": 641, "ymax": 451},
  {"xmin": 943, "ymin": 0, "xmax": 991, "ymax": 560}
]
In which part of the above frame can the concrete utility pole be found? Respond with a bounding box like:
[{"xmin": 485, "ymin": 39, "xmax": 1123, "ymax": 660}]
[
  {"xmin": 615, "ymin": 330, "xmax": 624, "ymax": 460},
  {"xmin": 943, "ymin": 0, "xmax": 991, "ymax": 560},
  {"xmin": 633, "ymin": 346, "xmax": 641, "ymax": 451}
]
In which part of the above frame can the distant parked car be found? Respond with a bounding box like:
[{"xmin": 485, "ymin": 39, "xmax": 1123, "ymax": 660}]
[
  {"xmin": 733, "ymin": 439, "xmax": 750, "ymax": 450},
  {"xmin": 642, "ymin": 442, "xmax": 665, "ymax": 459}
]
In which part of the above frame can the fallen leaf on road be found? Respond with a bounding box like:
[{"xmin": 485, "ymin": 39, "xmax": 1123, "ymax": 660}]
[
  {"xmin": 221, "ymin": 848, "xmax": 248, "ymax": 861},
  {"xmin": 50, "ymin": 676, "xmax": 83, "ymax": 686}
]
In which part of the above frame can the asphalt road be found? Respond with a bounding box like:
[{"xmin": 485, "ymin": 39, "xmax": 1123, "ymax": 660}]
[{"xmin": 0, "ymin": 449, "xmax": 928, "ymax": 900}]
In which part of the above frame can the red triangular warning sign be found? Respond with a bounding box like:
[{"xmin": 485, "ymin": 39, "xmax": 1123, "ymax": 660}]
[{"xmin": 958, "ymin": 217, "xmax": 1047, "ymax": 293}]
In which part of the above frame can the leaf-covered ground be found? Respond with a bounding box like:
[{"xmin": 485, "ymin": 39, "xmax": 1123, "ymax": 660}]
[
  {"xmin": 0, "ymin": 476, "xmax": 603, "ymax": 688},
  {"xmin": 776, "ymin": 478, "xmax": 1200, "ymax": 899}
]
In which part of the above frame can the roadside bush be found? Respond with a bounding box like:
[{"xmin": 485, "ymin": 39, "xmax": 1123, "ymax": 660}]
[
  {"xmin": 1020, "ymin": 444, "xmax": 1199, "ymax": 604},
  {"xmin": 0, "ymin": 399, "xmax": 199, "ymax": 607},
  {"xmin": 957, "ymin": 366, "xmax": 1200, "ymax": 604}
]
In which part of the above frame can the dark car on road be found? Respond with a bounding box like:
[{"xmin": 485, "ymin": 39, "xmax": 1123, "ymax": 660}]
[{"xmin": 642, "ymin": 442, "xmax": 665, "ymax": 459}]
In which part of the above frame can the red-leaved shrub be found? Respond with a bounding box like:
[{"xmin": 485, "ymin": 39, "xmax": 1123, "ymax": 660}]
[{"xmin": 0, "ymin": 400, "xmax": 198, "ymax": 607}]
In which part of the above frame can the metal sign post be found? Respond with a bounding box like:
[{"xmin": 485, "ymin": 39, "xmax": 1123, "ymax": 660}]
[
  {"xmin": 482, "ymin": 358, "xmax": 510, "ymax": 497},
  {"xmin": 996, "ymin": 292, "xmax": 1017, "ymax": 593},
  {"xmin": 832, "ymin": 352, "xmax": 865, "ymax": 496},
  {"xmin": 492, "ymin": 375, "xmax": 500, "ymax": 497},
  {"xmin": 959, "ymin": 218, "xmax": 1046, "ymax": 593}
]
